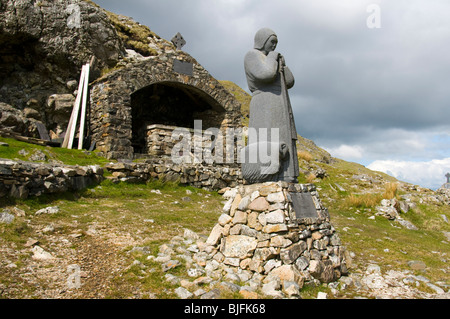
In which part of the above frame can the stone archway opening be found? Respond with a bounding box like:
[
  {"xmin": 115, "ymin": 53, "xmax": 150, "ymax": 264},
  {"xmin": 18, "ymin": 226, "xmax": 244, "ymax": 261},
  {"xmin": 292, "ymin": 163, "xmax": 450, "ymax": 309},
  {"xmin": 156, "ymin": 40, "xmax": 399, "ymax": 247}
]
[{"xmin": 130, "ymin": 81, "xmax": 226, "ymax": 154}]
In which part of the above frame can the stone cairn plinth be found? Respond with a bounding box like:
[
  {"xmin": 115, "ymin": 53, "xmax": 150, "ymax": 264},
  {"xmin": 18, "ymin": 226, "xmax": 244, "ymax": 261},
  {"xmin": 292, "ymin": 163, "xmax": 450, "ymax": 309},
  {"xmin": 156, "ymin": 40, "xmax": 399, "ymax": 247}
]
[{"xmin": 202, "ymin": 181, "xmax": 348, "ymax": 297}]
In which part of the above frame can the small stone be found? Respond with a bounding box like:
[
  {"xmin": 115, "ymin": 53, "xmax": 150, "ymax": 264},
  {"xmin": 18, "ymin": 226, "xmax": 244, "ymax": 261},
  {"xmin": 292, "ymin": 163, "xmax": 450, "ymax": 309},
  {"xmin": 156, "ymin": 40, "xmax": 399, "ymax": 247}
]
[
  {"xmin": 250, "ymin": 191, "xmax": 260, "ymax": 202},
  {"xmin": 218, "ymin": 214, "xmax": 233, "ymax": 226},
  {"xmin": 248, "ymin": 197, "xmax": 269, "ymax": 212},
  {"xmin": 224, "ymin": 257, "xmax": 240, "ymax": 267},
  {"xmin": 283, "ymin": 281, "xmax": 300, "ymax": 297},
  {"xmin": 222, "ymin": 188, "xmax": 237, "ymax": 199},
  {"xmin": 259, "ymin": 184, "xmax": 279, "ymax": 196},
  {"xmin": 258, "ymin": 213, "xmax": 267, "ymax": 226},
  {"xmin": 174, "ymin": 287, "xmax": 193, "ymax": 299},
  {"xmin": 161, "ymin": 260, "xmax": 181, "ymax": 272},
  {"xmin": 317, "ymin": 292, "xmax": 327, "ymax": 299},
  {"xmin": 295, "ymin": 256, "xmax": 309, "ymax": 271},
  {"xmin": 309, "ymin": 260, "xmax": 324, "ymax": 278},
  {"xmin": 240, "ymin": 258, "xmax": 252, "ymax": 269},
  {"xmin": 264, "ymin": 259, "xmax": 282, "ymax": 274},
  {"xmin": 268, "ymin": 265, "xmax": 303, "ymax": 286},
  {"xmin": 265, "ymin": 209, "xmax": 285, "ymax": 224},
  {"xmin": 261, "ymin": 280, "xmax": 283, "ymax": 299},
  {"xmin": 206, "ymin": 224, "xmax": 223, "ymax": 246},
  {"xmin": 238, "ymin": 195, "xmax": 251, "ymax": 211},
  {"xmin": 247, "ymin": 212, "xmax": 262, "ymax": 230},
  {"xmin": 263, "ymin": 223, "xmax": 288, "ymax": 233},
  {"xmin": 35, "ymin": 206, "xmax": 60, "ymax": 215},
  {"xmin": 311, "ymin": 231, "xmax": 323, "ymax": 240},
  {"xmin": 32, "ymin": 246, "xmax": 55, "ymax": 260},
  {"xmin": 426, "ymin": 283, "xmax": 445, "ymax": 294},
  {"xmin": 193, "ymin": 276, "xmax": 213, "ymax": 285},
  {"xmin": 267, "ymin": 191, "xmax": 285, "ymax": 203},
  {"xmin": 223, "ymin": 235, "xmax": 258, "ymax": 259},
  {"xmin": 396, "ymin": 218, "xmax": 418, "ymax": 230},
  {"xmin": 270, "ymin": 235, "xmax": 292, "ymax": 248},
  {"xmin": 223, "ymin": 197, "xmax": 234, "ymax": 213},
  {"xmin": 230, "ymin": 193, "xmax": 242, "ymax": 216},
  {"xmin": 187, "ymin": 267, "xmax": 205, "ymax": 278},
  {"xmin": 25, "ymin": 239, "xmax": 39, "ymax": 247},
  {"xmin": 232, "ymin": 211, "xmax": 247, "ymax": 224},
  {"xmin": 280, "ymin": 242, "xmax": 307, "ymax": 264},
  {"xmin": 164, "ymin": 274, "xmax": 180, "ymax": 285},
  {"xmin": 0, "ymin": 212, "xmax": 15, "ymax": 224},
  {"xmin": 239, "ymin": 290, "xmax": 259, "ymax": 299},
  {"xmin": 201, "ymin": 288, "xmax": 221, "ymax": 299},
  {"xmin": 408, "ymin": 260, "xmax": 426, "ymax": 270},
  {"xmin": 193, "ymin": 288, "xmax": 207, "ymax": 297}
]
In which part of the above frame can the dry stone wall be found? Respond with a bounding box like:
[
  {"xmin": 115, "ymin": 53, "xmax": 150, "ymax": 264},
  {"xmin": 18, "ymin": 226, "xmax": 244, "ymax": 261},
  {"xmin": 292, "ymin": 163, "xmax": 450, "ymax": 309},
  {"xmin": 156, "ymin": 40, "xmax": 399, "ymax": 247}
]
[
  {"xmin": 0, "ymin": 159, "xmax": 103, "ymax": 199},
  {"xmin": 105, "ymin": 159, "xmax": 242, "ymax": 191}
]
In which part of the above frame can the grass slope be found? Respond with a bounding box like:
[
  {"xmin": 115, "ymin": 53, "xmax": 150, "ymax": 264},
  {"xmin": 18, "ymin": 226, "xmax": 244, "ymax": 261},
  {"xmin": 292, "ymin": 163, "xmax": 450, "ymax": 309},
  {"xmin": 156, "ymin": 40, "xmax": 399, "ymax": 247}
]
[{"xmin": 1, "ymin": 82, "xmax": 449, "ymax": 299}]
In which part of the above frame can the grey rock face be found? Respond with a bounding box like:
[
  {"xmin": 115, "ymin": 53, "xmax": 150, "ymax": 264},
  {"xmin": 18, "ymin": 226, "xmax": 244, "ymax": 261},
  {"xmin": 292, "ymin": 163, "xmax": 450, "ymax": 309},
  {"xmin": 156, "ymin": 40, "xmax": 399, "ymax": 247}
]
[{"xmin": 0, "ymin": 0, "xmax": 125, "ymax": 112}]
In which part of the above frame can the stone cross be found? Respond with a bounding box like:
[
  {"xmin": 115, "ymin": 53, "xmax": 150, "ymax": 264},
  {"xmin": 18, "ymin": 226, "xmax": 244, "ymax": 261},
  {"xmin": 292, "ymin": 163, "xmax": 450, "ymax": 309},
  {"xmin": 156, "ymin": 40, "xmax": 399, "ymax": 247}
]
[
  {"xmin": 171, "ymin": 32, "xmax": 186, "ymax": 50},
  {"xmin": 446, "ymin": 172, "xmax": 450, "ymax": 183}
]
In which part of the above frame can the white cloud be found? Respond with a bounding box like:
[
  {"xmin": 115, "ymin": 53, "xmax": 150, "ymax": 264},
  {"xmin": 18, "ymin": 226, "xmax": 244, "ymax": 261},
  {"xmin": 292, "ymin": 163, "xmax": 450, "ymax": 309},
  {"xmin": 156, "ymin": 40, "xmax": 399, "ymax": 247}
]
[
  {"xmin": 367, "ymin": 158, "xmax": 450, "ymax": 190},
  {"xmin": 325, "ymin": 144, "xmax": 364, "ymax": 161}
]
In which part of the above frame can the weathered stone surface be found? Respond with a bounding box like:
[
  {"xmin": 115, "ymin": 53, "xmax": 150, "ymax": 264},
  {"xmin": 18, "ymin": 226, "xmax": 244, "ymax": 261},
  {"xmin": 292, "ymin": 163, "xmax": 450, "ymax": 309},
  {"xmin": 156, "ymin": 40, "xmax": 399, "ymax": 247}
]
[
  {"xmin": 206, "ymin": 224, "xmax": 223, "ymax": 246},
  {"xmin": 248, "ymin": 197, "xmax": 270, "ymax": 212},
  {"xmin": 0, "ymin": 0, "xmax": 125, "ymax": 127},
  {"xmin": 238, "ymin": 195, "xmax": 251, "ymax": 211},
  {"xmin": 222, "ymin": 235, "xmax": 257, "ymax": 259},
  {"xmin": 270, "ymin": 235, "xmax": 292, "ymax": 248},
  {"xmin": 35, "ymin": 206, "xmax": 60, "ymax": 216},
  {"xmin": 267, "ymin": 191, "xmax": 285, "ymax": 203},
  {"xmin": 0, "ymin": 211, "xmax": 14, "ymax": 224},
  {"xmin": 218, "ymin": 214, "xmax": 233, "ymax": 226},
  {"xmin": 32, "ymin": 246, "xmax": 55, "ymax": 261},
  {"xmin": 267, "ymin": 265, "xmax": 303, "ymax": 286},
  {"xmin": 280, "ymin": 242, "xmax": 307, "ymax": 264},
  {"xmin": 265, "ymin": 209, "xmax": 285, "ymax": 224},
  {"xmin": 175, "ymin": 287, "xmax": 193, "ymax": 299},
  {"xmin": 232, "ymin": 211, "xmax": 247, "ymax": 225},
  {"xmin": 263, "ymin": 223, "xmax": 288, "ymax": 234},
  {"xmin": 261, "ymin": 280, "xmax": 283, "ymax": 298}
]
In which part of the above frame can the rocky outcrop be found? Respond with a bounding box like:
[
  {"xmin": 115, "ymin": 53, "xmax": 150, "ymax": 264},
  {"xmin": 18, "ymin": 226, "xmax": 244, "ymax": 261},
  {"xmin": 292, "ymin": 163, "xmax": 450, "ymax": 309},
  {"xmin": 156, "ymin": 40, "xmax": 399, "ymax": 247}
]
[
  {"xmin": 0, "ymin": 102, "xmax": 42, "ymax": 137},
  {"xmin": 0, "ymin": 0, "xmax": 125, "ymax": 134}
]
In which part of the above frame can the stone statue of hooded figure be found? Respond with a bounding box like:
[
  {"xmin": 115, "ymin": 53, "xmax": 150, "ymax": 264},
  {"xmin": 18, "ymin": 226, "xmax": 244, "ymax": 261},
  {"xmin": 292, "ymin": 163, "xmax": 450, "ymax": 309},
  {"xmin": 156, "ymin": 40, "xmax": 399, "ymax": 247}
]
[{"xmin": 241, "ymin": 28, "xmax": 299, "ymax": 184}]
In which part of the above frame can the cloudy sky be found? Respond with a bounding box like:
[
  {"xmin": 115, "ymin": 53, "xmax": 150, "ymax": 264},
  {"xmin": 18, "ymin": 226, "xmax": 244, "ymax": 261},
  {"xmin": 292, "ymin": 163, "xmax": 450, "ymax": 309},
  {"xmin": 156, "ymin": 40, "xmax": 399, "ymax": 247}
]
[{"xmin": 94, "ymin": 0, "xmax": 450, "ymax": 190}]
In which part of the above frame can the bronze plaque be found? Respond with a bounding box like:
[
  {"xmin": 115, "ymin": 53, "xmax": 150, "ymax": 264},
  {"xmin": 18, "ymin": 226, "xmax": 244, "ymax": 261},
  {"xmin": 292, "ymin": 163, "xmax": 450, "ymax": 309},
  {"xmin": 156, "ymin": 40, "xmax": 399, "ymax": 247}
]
[{"xmin": 291, "ymin": 192, "xmax": 318, "ymax": 219}]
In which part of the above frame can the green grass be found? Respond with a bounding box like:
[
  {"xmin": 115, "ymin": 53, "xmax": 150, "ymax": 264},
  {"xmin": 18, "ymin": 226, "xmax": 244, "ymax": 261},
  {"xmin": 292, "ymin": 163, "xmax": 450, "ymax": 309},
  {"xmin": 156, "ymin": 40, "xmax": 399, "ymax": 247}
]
[{"xmin": 0, "ymin": 136, "xmax": 111, "ymax": 166}]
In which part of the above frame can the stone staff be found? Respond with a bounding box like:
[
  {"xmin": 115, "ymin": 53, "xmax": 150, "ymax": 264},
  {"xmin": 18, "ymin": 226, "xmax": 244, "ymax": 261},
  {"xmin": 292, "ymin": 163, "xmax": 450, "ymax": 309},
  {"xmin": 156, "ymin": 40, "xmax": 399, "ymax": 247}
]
[{"xmin": 279, "ymin": 55, "xmax": 299, "ymax": 177}]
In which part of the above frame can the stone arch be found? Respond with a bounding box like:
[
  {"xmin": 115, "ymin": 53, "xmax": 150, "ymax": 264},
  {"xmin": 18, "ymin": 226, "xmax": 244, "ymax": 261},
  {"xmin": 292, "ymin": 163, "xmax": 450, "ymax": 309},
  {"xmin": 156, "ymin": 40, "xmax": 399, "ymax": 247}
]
[
  {"xmin": 130, "ymin": 81, "xmax": 227, "ymax": 154},
  {"xmin": 89, "ymin": 52, "xmax": 241, "ymax": 159}
]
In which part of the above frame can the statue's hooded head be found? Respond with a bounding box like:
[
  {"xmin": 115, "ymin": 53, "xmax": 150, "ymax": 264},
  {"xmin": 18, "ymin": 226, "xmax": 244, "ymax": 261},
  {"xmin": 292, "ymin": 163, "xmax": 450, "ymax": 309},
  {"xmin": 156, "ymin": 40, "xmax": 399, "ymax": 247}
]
[{"xmin": 254, "ymin": 28, "xmax": 277, "ymax": 50}]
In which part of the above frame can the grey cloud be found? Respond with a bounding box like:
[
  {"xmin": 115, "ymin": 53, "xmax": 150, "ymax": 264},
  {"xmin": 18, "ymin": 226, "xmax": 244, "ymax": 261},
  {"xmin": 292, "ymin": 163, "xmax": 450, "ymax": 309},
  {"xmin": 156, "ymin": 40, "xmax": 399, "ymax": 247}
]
[{"xmin": 94, "ymin": 0, "xmax": 450, "ymax": 164}]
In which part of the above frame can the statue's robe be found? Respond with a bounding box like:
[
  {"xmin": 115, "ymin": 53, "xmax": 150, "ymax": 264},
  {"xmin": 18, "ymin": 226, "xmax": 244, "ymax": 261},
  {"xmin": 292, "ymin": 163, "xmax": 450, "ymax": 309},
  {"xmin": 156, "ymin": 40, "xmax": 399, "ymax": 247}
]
[{"xmin": 243, "ymin": 49, "xmax": 299, "ymax": 183}]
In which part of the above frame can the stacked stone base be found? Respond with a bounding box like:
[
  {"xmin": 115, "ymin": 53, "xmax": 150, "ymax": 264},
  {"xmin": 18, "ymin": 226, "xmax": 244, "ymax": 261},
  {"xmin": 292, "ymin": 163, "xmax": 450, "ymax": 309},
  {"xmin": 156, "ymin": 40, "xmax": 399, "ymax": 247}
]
[{"xmin": 203, "ymin": 182, "xmax": 348, "ymax": 297}]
